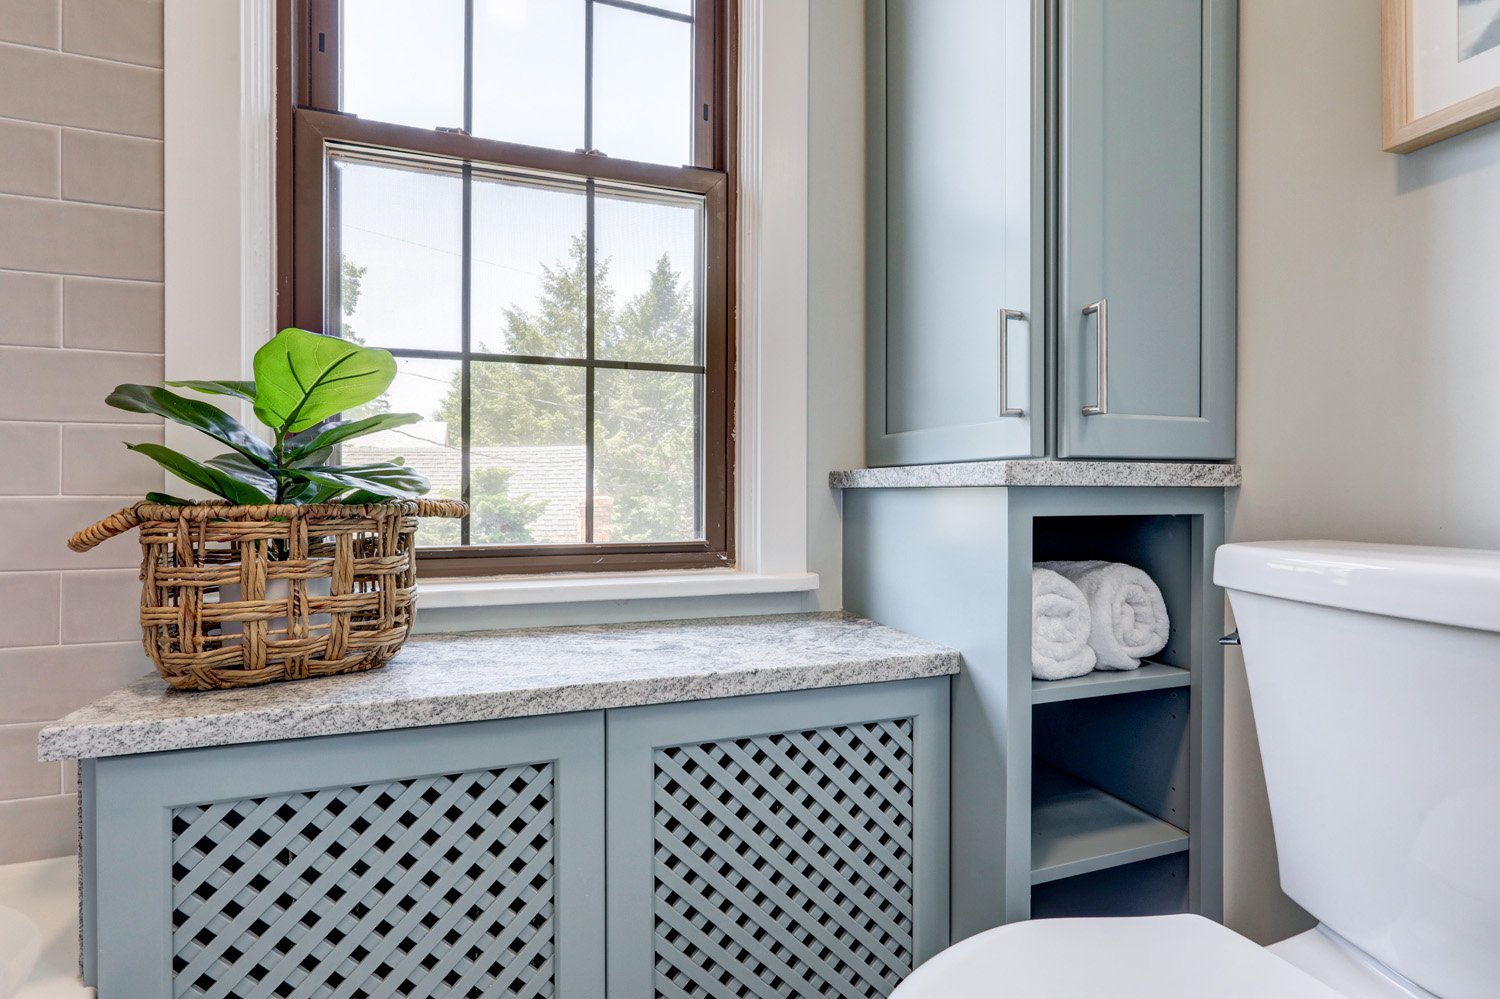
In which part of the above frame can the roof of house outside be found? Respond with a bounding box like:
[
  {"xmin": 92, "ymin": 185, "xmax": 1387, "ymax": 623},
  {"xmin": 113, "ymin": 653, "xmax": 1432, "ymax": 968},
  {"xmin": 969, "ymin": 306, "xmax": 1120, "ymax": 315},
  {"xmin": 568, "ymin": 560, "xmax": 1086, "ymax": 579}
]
[{"xmin": 346, "ymin": 427, "xmax": 589, "ymax": 545}]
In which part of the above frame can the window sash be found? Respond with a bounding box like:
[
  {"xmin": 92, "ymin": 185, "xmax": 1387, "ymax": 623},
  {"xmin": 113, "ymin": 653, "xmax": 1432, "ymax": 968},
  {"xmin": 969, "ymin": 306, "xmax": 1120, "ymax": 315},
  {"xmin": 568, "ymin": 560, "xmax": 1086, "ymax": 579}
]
[
  {"xmin": 280, "ymin": 0, "xmax": 736, "ymax": 575},
  {"xmin": 303, "ymin": 0, "xmax": 723, "ymax": 172}
]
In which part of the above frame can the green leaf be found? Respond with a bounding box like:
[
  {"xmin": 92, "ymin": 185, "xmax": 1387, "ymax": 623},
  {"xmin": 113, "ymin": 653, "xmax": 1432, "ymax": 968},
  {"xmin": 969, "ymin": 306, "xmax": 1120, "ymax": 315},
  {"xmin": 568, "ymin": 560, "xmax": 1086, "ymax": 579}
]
[
  {"xmin": 144, "ymin": 492, "xmax": 193, "ymax": 506},
  {"xmin": 252, "ymin": 328, "xmax": 397, "ymax": 433},
  {"xmin": 125, "ymin": 443, "xmax": 273, "ymax": 505},
  {"xmin": 275, "ymin": 479, "xmax": 329, "ymax": 504},
  {"xmin": 204, "ymin": 452, "xmax": 279, "ymax": 500},
  {"xmin": 289, "ymin": 446, "xmax": 334, "ymax": 469},
  {"xmin": 309, "ymin": 482, "xmax": 352, "ymax": 503},
  {"xmin": 286, "ymin": 412, "xmax": 423, "ymax": 461},
  {"xmin": 285, "ymin": 462, "xmax": 431, "ymax": 500},
  {"xmin": 165, "ymin": 380, "xmax": 257, "ymax": 403},
  {"xmin": 107, "ymin": 385, "xmax": 275, "ymax": 467}
]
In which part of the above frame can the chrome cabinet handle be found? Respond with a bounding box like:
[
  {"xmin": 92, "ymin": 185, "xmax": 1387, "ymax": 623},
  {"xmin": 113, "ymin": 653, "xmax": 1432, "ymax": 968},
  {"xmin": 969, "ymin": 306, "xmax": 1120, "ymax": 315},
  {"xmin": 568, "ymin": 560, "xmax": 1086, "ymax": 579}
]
[
  {"xmin": 1081, "ymin": 298, "xmax": 1109, "ymax": 416},
  {"xmin": 998, "ymin": 308, "xmax": 1026, "ymax": 418}
]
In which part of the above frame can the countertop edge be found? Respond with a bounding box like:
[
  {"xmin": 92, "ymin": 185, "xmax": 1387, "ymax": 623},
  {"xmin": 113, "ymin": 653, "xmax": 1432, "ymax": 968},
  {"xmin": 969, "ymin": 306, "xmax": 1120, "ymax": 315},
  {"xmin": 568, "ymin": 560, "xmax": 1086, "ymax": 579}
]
[
  {"xmin": 38, "ymin": 648, "xmax": 960, "ymax": 762},
  {"xmin": 829, "ymin": 459, "xmax": 1243, "ymax": 490}
]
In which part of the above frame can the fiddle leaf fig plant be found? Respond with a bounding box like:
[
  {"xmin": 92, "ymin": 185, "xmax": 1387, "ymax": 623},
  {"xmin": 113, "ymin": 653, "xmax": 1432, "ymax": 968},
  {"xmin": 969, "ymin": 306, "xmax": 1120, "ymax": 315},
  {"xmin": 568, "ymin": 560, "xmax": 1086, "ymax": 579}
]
[{"xmin": 109, "ymin": 327, "xmax": 430, "ymax": 506}]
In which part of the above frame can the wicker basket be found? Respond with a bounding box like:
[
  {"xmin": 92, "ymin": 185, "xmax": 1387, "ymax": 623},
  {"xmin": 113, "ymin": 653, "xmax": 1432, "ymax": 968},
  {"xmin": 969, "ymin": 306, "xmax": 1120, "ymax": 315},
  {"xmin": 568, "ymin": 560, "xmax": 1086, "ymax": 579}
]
[{"xmin": 68, "ymin": 499, "xmax": 467, "ymax": 691}]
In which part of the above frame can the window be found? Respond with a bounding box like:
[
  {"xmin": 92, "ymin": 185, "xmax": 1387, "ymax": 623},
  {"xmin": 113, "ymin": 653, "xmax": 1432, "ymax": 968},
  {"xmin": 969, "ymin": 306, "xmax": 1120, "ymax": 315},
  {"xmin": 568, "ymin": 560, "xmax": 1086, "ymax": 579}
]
[{"xmin": 279, "ymin": 0, "xmax": 736, "ymax": 576}]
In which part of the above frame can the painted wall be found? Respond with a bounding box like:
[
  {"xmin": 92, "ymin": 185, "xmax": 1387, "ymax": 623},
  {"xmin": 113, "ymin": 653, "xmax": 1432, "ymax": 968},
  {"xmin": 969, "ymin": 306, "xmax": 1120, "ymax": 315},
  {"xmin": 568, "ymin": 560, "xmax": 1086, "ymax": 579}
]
[
  {"xmin": 806, "ymin": 0, "xmax": 868, "ymax": 613},
  {"xmin": 1229, "ymin": 0, "xmax": 1500, "ymax": 943},
  {"xmin": 0, "ymin": 0, "xmax": 166, "ymax": 863}
]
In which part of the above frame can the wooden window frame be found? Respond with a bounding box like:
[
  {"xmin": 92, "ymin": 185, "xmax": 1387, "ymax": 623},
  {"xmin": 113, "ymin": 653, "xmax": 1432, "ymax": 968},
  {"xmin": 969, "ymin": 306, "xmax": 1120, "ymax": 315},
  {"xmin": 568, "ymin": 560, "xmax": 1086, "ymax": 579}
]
[{"xmin": 276, "ymin": 0, "xmax": 737, "ymax": 577}]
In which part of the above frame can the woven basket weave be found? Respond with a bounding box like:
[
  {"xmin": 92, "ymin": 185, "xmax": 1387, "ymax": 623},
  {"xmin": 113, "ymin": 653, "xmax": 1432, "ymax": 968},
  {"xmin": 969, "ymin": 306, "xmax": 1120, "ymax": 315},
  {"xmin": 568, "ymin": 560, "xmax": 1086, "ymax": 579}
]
[{"xmin": 68, "ymin": 499, "xmax": 467, "ymax": 691}]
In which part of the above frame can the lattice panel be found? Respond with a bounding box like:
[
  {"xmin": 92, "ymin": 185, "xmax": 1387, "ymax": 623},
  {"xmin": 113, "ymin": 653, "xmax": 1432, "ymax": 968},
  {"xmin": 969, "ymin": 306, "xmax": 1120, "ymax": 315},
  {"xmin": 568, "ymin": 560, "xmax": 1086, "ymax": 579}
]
[
  {"xmin": 652, "ymin": 719, "xmax": 917, "ymax": 998},
  {"xmin": 170, "ymin": 764, "xmax": 557, "ymax": 999}
]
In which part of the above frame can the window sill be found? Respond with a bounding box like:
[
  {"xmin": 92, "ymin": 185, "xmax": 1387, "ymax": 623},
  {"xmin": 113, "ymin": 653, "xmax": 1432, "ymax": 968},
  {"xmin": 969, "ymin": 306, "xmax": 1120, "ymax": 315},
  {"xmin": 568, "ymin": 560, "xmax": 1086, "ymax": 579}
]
[{"xmin": 418, "ymin": 570, "xmax": 821, "ymax": 609}]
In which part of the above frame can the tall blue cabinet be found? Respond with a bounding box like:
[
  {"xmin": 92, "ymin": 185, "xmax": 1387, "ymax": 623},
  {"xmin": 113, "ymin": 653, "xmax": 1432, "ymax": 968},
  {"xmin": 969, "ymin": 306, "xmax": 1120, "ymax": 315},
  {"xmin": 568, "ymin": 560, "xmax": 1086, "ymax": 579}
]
[
  {"xmin": 853, "ymin": 0, "xmax": 1240, "ymax": 956},
  {"xmin": 868, "ymin": 0, "xmax": 1237, "ymax": 465}
]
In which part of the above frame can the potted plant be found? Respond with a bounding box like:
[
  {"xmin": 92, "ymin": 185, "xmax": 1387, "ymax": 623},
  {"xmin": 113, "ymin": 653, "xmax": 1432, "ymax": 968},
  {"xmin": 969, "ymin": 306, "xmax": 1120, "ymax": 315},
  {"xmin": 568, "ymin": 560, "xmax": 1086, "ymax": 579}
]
[{"xmin": 68, "ymin": 328, "xmax": 466, "ymax": 691}]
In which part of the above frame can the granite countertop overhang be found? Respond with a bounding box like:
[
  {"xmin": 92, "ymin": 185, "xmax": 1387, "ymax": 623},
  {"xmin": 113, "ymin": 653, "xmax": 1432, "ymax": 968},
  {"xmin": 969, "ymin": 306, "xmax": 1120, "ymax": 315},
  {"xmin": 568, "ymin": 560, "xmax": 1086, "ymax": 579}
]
[
  {"xmin": 830, "ymin": 459, "xmax": 1242, "ymax": 490},
  {"xmin": 38, "ymin": 613, "xmax": 959, "ymax": 761}
]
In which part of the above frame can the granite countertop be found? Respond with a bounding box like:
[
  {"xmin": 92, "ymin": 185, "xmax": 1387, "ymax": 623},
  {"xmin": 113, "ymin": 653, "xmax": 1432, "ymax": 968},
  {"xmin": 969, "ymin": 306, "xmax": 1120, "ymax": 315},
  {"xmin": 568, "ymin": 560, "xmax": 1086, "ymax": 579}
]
[
  {"xmin": 830, "ymin": 459, "xmax": 1242, "ymax": 490},
  {"xmin": 38, "ymin": 613, "xmax": 959, "ymax": 761}
]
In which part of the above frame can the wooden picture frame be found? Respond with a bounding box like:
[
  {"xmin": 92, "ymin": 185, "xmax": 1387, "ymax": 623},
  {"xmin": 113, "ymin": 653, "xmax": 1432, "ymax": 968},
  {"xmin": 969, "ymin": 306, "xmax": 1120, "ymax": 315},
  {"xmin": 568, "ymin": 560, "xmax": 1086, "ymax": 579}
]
[{"xmin": 1384, "ymin": 0, "xmax": 1500, "ymax": 152}]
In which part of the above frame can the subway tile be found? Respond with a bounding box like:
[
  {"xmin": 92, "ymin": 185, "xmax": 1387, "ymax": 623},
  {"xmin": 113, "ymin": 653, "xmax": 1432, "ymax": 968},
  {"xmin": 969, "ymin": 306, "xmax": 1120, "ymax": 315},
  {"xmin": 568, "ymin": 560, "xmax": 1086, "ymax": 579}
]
[
  {"xmin": 0, "ymin": 724, "xmax": 59, "ymax": 799},
  {"xmin": 61, "ymin": 129, "xmax": 161, "ymax": 210},
  {"xmin": 0, "ymin": 572, "xmax": 60, "ymax": 647},
  {"xmin": 0, "ymin": 195, "xmax": 161, "ymax": 281},
  {"xmin": 0, "ymin": 43, "xmax": 161, "ymax": 138},
  {"xmin": 0, "ymin": 793, "xmax": 77, "ymax": 863},
  {"xmin": 0, "ymin": 346, "xmax": 161, "ymax": 423},
  {"xmin": 0, "ymin": 118, "xmax": 59, "ymax": 197},
  {"xmin": 62, "ymin": 422, "xmax": 160, "ymax": 494},
  {"xmin": 0, "ymin": 270, "xmax": 62, "ymax": 347},
  {"xmin": 61, "ymin": 0, "xmax": 161, "ymax": 67},
  {"xmin": 0, "ymin": 496, "xmax": 145, "ymax": 571},
  {"xmin": 0, "ymin": 641, "xmax": 149, "ymax": 723},
  {"xmin": 60, "ymin": 568, "xmax": 139, "ymax": 644},
  {"xmin": 62, "ymin": 276, "xmax": 161, "ymax": 352},
  {"xmin": 0, "ymin": 0, "xmax": 59, "ymax": 49},
  {"xmin": 0, "ymin": 423, "xmax": 60, "ymax": 494}
]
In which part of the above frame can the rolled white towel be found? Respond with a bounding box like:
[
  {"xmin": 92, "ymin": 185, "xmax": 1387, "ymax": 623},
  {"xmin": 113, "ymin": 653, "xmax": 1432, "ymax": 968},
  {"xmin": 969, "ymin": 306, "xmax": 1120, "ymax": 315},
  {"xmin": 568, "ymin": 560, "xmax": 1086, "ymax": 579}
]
[
  {"xmin": 1031, "ymin": 567, "xmax": 1097, "ymax": 680},
  {"xmin": 1038, "ymin": 560, "xmax": 1169, "ymax": 670}
]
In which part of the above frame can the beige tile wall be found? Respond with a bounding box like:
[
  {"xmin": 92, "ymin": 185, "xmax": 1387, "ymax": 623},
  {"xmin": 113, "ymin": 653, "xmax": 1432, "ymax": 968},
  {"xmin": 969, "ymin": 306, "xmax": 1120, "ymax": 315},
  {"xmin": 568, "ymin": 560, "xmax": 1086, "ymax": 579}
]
[{"xmin": 0, "ymin": 0, "xmax": 163, "ymax": 863}]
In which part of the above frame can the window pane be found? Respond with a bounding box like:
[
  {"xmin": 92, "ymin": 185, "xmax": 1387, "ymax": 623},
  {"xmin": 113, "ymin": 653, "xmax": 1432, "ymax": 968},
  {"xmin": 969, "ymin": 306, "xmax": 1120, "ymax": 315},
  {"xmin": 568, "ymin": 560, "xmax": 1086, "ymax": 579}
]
[
  {"xmin": 472, "ymin": 0, "xmax": 585, "ymax": 151},
  {"xmin": 594, "ymin": 369, "xmax": 701, "ymax": 543},
  {"xmin": 341, "ymin": 0, "xmax": 464, "ymax": 130},
  {"xmin": 595, "ymin": 188, "xmax": 701, "ymax": 366},
  {"xmin": 470, "ymin": 361, "xmax": 588, "ymax": 545},
  {"xmin": 471, "ymin": 172, "xmax": 588, "ymax": 359},
  {"xmin": 332, "ymin": 155, "xmax": 463, "ymax": 352},
  {"xmin": 592, "ymin": 5, "xmax": 694, "ymax": 165},
  {"xmin": 340, "ymin": 358, "xmax": 463, "ymax": 547}
]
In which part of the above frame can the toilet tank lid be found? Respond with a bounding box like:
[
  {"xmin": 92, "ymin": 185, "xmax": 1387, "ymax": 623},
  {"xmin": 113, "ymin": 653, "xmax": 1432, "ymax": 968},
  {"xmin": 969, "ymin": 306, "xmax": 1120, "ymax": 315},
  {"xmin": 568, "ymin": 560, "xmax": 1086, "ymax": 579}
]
[{"xmin": 1215, "ymin": 540, "xmax": 1500, "ymax": 634}]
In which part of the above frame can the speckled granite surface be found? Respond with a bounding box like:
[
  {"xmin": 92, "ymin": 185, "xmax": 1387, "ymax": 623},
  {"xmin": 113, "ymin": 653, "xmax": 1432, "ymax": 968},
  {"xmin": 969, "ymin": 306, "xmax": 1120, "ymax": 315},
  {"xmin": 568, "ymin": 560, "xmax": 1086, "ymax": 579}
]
[
  {"xmin": 830, "ymin": 459, "xmax": 1242, "ymax": 490},
  {"xmin": 38, "ymin": 613, "xmax": 959, "ymax": 761}
]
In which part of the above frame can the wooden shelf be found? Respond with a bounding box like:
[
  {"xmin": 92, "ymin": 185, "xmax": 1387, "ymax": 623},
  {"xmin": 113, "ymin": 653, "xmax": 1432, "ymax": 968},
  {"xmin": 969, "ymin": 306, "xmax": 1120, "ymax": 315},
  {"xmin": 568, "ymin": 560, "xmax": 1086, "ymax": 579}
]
[
  {"xmin": 1031, "ymin": 661, "xmax": 1190, "ymax": 704},
  {"xmin": 1031, "ymin": 762, "xmax": 1189, "ymax": 885}
]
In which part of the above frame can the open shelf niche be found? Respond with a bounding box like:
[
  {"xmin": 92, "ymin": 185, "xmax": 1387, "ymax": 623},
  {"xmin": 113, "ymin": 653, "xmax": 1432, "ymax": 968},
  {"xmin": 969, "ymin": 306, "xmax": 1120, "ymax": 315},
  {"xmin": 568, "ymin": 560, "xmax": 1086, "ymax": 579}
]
[
  {"xmin": 840, "ymin": 483, "xmax": 1226, "ymax": 935},
  {"xmin": 1029, "ymin": 514, "xmax": 1198, "ymax": 918}
]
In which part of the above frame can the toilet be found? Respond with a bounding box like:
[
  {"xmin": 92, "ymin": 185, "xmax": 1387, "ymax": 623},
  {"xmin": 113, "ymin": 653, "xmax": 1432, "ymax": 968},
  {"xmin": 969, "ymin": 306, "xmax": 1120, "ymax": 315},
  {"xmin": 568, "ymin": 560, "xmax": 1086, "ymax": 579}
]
[{"xmin": 896, "ymin": 541, "xmax": 1500, "ymax": 998}]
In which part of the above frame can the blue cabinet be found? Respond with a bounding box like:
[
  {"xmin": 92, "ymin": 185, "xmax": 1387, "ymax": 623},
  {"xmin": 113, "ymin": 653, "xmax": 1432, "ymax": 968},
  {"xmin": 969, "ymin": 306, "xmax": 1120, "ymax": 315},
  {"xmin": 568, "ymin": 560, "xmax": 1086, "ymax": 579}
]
[
  {"xmin": 842, "ymin": 486, "xmax": 1225, "ymax": 940},
  {"xmin": 605, "ymin": 680, "xmax": 951, "ymax": 998},
  {"xmin": 1056, "ymin": 0, "xmax": 1237, "ymax": 459},
  {"xmin": 81, "ymin": 681, "xmax": 951, "ymax": 996},
  {"xmin": 869, "ymin": 0, "xmax": 1045, "ymax": 466},
  {"xmin": 84, "ymin": 712, "xmax": 607, "ymax": 998},
  {"xmin": 868, "ymin": 0, "xmax": 1236, "ymax": 465}
]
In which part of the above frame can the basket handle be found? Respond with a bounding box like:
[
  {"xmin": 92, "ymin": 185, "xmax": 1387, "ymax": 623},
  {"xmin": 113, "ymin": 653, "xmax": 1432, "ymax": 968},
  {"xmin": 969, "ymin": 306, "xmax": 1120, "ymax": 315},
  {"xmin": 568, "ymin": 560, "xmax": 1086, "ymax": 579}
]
[
  {"xmin": 69, "ymin": 499, "xmax": 467, "ymax": 552},
  {"xmin": 68, "ymin": 505, "xmax": 142, "ymax": 553},
  {"xmin": 415, "ymin": 499, "xmax": 469, "ymax": 519}
]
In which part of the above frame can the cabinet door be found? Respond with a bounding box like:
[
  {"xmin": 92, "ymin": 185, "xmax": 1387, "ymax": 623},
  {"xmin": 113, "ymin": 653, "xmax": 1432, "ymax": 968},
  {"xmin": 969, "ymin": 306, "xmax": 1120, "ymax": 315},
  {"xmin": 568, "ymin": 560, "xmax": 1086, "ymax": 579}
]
[
  {"xmin": 868, "ymin": 0, "xmax": 1044, "ymax": 466},
  {"xmin": 87, "ymin": 714, "xmax": 606, "ymax": 998},
  {"xmin": 1057, "ymin": 0, "xmax": 1236, "ymax": 459},
  {"xmin": 605, "ymin": 679, "xmax": 951, "ymax": 997}
]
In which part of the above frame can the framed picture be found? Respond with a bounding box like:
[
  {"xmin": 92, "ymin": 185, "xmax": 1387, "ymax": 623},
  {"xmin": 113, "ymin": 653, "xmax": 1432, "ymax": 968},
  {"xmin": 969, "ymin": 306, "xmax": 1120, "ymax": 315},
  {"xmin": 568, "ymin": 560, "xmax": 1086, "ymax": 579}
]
[{"xmin": 1384, "ymin": 0, "xmax": 1500, "ymax": 151}]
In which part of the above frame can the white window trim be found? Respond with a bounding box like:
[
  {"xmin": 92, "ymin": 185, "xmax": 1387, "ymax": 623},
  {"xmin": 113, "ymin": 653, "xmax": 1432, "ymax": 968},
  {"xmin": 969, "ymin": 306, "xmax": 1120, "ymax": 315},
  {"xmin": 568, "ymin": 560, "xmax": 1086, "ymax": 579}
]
[{"xmin": 162, "ymin": 0, "xmax": 816, "ymax": 606}]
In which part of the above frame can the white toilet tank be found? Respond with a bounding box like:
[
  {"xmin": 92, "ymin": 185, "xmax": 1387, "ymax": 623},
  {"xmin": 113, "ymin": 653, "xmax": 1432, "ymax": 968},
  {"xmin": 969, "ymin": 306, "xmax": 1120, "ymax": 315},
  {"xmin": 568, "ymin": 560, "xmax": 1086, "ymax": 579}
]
[{"xmin": 1216, "ymin": 541, "xmax": 1500, "ymax": 999}]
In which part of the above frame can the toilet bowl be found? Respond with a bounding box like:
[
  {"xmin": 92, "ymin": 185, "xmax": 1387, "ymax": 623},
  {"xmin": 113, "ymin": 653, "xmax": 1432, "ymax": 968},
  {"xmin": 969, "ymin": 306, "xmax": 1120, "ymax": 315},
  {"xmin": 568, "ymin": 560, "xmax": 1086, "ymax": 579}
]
[{"xmin": 895, "ymin": 541, "xmax": 1500, "ymax": 998}]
